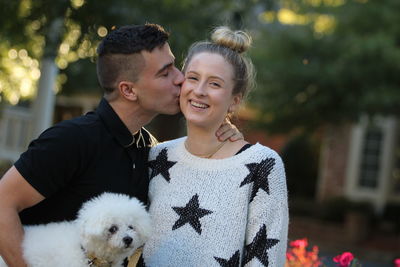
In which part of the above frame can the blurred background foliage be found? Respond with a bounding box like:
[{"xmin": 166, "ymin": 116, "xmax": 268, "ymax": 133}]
[
  {"xmin": 251, "ymin": 0, "xmax": 400, "ymax": 133},
  {"xmin": 0, "ymin": 0, "xmax": 247, "ymax": 102},
  {"xmin": 0, "ymin": 0, "xmax": 398, "ymax": 132}
]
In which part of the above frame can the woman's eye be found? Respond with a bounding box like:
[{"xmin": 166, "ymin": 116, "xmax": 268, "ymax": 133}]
[
  {"xmin": 162, "ymin": 72, "xmax": 169, "ymax": 77},
  {"xmin": 187, "ymin": 76, "xmax": 197, "ymax": 81},
  {"xmin": 210, "ymin": 82, "xmax": 221, "ymax": 87}
]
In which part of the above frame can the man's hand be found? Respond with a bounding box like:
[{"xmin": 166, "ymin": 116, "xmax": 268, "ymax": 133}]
[{"xmin": 216, "ymin": 118, "xmax": 244, "ymax": 142}]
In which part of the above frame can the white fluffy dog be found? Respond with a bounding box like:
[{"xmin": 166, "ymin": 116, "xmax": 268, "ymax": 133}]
[{"xmin": 0, "ymin": 192, "xmax": 151, "ymax": 267}]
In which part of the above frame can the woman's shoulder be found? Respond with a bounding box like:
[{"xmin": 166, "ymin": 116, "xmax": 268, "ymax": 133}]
[
  {"xmin": 149, "ymin": 137, "xmax": 185, "ymax": 158},
  {"xmin": 246, "ymin": 143, "xmax": 286, "ymax": 175},
  {"xmin": 247, "ymin": 143, "xmax": 287, "ymax": 193},
  {"xmin": 248, "ymin": 143, "xmax": 283, "ymax": 162}
]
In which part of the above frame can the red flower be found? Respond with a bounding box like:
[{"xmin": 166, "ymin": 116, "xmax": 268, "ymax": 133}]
[
  {"xmin": 286, "ymin": 238, "xmax": 322, "ymax": 267},
  {"xmin": 333, "ymin": 252, "xmax": 354, "ymax": 267},
  {"xmin": 286, "ymin": 252, "xmax": 295, "ymax": 261},
  {"xmin": 290, "ymin": 238, "xmax": 308, "ymax": 249},
  {"xmin": 394, "ymin": 258, "xmax": 400, "ymax": 267}
]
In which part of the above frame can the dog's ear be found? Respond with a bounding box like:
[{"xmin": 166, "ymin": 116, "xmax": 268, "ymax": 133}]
[
  {"xmin": 130, "ymin": 199, "xmax": 152, "ymax": 242},
  {"xmin": 134, "ymin": 218, "xmax": 152, "ymax": 243},
  {"xmin": 75, "ymin": 195, "xmax": 110, "ymax": 240},
  {"xmin": 76, "ymin": 216, "xmax": 106, "ymax": 239}
]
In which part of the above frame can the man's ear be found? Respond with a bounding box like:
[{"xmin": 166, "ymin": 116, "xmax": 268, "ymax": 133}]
[{"xmin": 118, "ymin": 81, "xmax": 138, "ymax": 101}]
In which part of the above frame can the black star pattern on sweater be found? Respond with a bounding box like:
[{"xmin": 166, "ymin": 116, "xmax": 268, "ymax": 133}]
[
  {"xmin": 172, "ymin": 194, "xmax": 213, "ymax": 235},
  {"xmin": 243, "ymin": 224, "xmax": 279, "ymax": 266},
  {"xmin": 214, "ymin": 250, "xmax": 240, "ymax": 267},
  {"xmin": 148, "ymin": 148, "xmax": 177, "ymax": 182},
  {"xmin": 240, "ymin": 158, "xmax": 275, "ymax": 202}
]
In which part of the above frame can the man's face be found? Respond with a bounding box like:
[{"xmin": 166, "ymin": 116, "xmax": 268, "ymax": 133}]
[{"xmin": 133, "ymin": 43, "xmax": 184, "ymax": 116}]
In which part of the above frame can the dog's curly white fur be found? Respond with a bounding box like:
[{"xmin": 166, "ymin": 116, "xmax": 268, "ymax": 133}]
[{"xmin": 0, "ymin": 193, "xmax": 152, "ymax": 267}]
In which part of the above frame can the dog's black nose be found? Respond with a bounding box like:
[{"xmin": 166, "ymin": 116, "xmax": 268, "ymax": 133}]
[{"xmin": 123, "ymin": 236, "xmax": 133, "ymax": 247}]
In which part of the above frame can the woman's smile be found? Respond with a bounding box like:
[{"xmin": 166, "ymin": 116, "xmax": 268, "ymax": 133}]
[{"xmin": 189, "ymin": 100, "xmax": 209, "ymax": 109}]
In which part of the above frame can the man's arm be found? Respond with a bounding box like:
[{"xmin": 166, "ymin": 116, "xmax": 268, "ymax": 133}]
[{"xmin": 0, "ymin": 166, "xmax": 44, "ymax": 267}]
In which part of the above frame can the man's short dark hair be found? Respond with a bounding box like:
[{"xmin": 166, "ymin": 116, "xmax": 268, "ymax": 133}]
[{"xmin": 96, "ymin": 23, "xmax": 169, "ymax": 93}]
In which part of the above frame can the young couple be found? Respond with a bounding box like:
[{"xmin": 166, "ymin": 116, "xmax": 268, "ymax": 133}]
[{"xmin": 0, "ymin": 24, "xmax": 288, "ymax": 267}]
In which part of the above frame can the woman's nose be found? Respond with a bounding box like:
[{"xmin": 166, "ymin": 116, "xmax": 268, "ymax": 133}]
[{"xmin": 193, "ymin": 82, "xmax": 207, "ymax": 96}]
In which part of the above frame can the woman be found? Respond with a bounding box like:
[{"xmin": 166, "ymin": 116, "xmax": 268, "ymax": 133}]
[{"xmin": 143, "ymin": 27, "xmax": 288, "ymax": 267}]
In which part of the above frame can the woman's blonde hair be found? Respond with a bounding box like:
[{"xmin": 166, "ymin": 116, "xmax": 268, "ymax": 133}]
[{"xmin": 182, "ymin": 26, "xmax": 255, "ymax": 99}]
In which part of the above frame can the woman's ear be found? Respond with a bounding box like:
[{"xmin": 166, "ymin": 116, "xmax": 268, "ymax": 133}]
[
  {"xmin": 118, "ymin": 81, "xmax": 138, "ymax": 101},
  {"xmin": 228, "ymin": 94, "xmax": 242, "ymax": 113}
]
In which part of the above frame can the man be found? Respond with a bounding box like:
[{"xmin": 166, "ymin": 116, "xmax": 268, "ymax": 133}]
[{"xmin": 0, "ymin": 24, "xmax": 240, "ymax": 267}]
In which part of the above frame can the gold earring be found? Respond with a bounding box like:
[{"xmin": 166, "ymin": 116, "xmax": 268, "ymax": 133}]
[{"xmin": 226, "ymin": 111, "xmax": 233, "ymax": 121}]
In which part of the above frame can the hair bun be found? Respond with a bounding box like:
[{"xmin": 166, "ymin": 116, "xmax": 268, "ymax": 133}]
[{"xmin": 211, "ymin": 26, "xmax": 252, "ymax": 53}]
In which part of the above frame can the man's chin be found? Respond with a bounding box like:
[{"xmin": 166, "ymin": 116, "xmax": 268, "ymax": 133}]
[
  {"xmin": 163, "ymin": 106, "xmax": 182, "ymax": 116},
  {"xmin": 167, "ymin": 110, "xmax": 182, "ymax": 116}
]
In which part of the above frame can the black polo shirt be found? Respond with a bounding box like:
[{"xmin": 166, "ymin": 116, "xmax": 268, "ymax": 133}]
[{"xmin": 15, "ymin": 98, "xmax": 155, "ymax": 225}]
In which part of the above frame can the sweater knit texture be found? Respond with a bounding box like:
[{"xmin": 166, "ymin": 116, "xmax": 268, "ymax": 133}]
[{"xmin": 143, "ymin": 137, "xmax": 288, "ymax": 267}]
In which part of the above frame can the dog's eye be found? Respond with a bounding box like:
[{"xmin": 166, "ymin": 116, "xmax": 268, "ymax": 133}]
[
  {"xmin": 109, "ymin": 225, "xmax": 118, "ymax": 234},
  {"xmin": 128, "ymin": 225, "xmax": 134, "ymax": 230}
]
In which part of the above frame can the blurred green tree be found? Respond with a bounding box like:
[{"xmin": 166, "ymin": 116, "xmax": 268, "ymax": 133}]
[
  {"xmin": 0, "ymin": 0, "xmax": 260, "ymax": 139},
  {"xmin": 0, "ymin": 0, "xmax": 258, "ymax": 104},
  {"xmin": 250, "ymin": 0, "xmax": 400, "ymax": 133},
  {"xmin": 0, "ymin": 0, "xmax": 126, "ymax": 104}
]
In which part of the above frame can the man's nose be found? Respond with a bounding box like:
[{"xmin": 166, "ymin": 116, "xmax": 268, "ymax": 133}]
[{"xmin": 174, "ymin": 68, "xmax": 185, "ymax": 86}]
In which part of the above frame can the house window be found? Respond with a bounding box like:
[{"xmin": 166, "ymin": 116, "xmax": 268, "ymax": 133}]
[
  {"xmin": 358, "ymin": 127, "xmax": 383, "ymax": 189},
  {"xmin": 391, "ymin": 135, "xmax": 400, "ymax": 194}
]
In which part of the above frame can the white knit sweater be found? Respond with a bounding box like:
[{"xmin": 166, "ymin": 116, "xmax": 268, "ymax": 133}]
[{"xmin": 143, "ymin": 137, "xmax": 288, "ymax": 267}]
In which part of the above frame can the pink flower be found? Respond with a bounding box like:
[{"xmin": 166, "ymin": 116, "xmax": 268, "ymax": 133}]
[
  {"xmin": 394, "ymin": 258, "xmax": 400, "ymax": 267},
  {"xmin": 333, "ymin": 252, "xmax": 354, "ymax": 267},
  {"xmin": 290, "ymin": 238, "xmax": 308, "ymax": 249},
  {"xmin": 286, "ymin": 252, "xmax": 295, "ymax": 261}
]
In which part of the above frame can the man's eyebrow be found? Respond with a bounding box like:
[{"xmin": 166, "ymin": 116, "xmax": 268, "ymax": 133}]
[{"xmin": 155, "ymin": 62, "xmax": 174, "ymax": 76}]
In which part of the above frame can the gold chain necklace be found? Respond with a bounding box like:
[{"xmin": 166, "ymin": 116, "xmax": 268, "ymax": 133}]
[{"xmin": 184, "ymin": 140, "xmax": 227, "ymax": 159}]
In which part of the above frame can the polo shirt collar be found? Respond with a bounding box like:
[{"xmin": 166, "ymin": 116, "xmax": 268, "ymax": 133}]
[{"xmin": 96, "ymin": 98, "xmax": 137, "ymax": 148}]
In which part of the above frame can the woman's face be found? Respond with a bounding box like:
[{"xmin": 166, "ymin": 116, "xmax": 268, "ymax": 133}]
[{"xmin": 180, "ymin": 52, "xmax": 241, "ymax": 129}]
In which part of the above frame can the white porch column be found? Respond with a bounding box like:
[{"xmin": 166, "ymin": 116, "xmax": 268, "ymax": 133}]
[
  {"xmin": 32, "ymin": 18, "xmax": 64, "ymax": 138},
  {"xmin": 32, "ymin": 58, "xmax": 58, "ymax": 138}
]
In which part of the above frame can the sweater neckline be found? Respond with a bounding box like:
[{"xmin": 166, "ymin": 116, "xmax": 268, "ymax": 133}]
[{"xmin": 175, "ymin": 137, "xmax": 263, "ymax": 170}]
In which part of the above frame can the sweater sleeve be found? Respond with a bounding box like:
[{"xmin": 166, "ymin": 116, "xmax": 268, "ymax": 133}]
[{"xmin": 243, "ymin": 153, "xmax": 289, "ymax": 267}]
